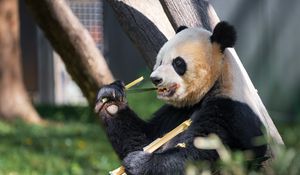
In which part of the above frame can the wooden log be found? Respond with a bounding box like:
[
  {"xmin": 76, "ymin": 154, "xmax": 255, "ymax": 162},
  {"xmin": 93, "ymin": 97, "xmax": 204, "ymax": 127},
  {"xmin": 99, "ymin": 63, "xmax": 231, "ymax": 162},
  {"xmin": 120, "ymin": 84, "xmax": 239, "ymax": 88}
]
[{"xmin": 25, "ymin": 0, "xmax": 114, "ymax": 105}]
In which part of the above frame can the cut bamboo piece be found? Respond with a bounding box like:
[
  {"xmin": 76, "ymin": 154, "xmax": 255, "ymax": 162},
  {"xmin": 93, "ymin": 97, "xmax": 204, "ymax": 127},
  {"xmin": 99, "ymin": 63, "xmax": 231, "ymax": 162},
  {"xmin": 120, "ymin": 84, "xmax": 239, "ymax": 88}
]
[
  {"xmin": 109, "ymin": 119, "xmax": 192, "ymax": 175},
  {"xmin": 143, "ymin": 119, "xmax": 192, "ymax": 153},
  {"xmin": 125, "ymin": 76, "xmax": 144, "ymax": 89}
]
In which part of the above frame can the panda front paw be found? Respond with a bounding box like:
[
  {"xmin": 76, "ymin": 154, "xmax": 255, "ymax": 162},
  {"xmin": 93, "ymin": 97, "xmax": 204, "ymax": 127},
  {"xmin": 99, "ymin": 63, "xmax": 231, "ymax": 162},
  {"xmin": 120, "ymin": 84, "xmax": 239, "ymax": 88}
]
[
  {"xmin": 95, "ymin": 80, "xmax": 127, "ymax": 116},
  {"xmin": 123, "ymin": 151, "xmax": 152, "ymax": 175}
]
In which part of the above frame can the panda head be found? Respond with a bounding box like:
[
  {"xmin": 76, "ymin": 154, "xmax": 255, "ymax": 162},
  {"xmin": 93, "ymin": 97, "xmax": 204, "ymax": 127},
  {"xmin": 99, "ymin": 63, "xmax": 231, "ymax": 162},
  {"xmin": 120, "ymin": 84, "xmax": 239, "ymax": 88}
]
[{"xmin": 150, "ymin": 21, "xmax": 236, "ymax": 107}]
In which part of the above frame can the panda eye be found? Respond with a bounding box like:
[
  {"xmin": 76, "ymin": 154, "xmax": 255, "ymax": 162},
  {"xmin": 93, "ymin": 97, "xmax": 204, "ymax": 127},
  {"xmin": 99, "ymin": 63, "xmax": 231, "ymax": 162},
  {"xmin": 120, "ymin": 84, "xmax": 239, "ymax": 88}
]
[{"xmin": 172, "ymin": 56, "xmax": 187, "ymax": 76}]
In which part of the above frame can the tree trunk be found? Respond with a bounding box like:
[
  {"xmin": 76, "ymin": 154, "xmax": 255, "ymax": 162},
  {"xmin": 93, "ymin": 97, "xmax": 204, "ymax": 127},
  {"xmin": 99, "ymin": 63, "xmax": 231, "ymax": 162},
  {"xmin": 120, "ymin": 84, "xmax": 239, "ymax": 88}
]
[
  {"xmin": 106, "ymin": 0, "xmax": 175, "ymax": 69},
  {"xmin": 0, "ymin": 0, "xmax": 41, "ymax": 123},
  {"xmin": 159, "ymin": 0, "xmax": 211, "ymax": 30},
  {"xmin": 24, "ymin": 0, "xmax": 114, "ymax": 105}
]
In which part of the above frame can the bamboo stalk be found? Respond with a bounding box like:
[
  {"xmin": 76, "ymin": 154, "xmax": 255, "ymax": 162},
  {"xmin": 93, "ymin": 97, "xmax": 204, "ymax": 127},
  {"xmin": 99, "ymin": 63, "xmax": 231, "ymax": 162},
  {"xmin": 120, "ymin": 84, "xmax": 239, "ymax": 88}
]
[
  {"xmin": 126, "ymin": 87, "xmax": 157, "ymax": 93},
  {"xmin": 125, "ymin": 76, "xmax": 144, "ymax": 89},
  {"xmin": 143, "ymin": 119, "xmax": 192, "ymax": 153},
  {"xmin": 109, "ymin": 119, "xmax": 192, "ymax": 175}
]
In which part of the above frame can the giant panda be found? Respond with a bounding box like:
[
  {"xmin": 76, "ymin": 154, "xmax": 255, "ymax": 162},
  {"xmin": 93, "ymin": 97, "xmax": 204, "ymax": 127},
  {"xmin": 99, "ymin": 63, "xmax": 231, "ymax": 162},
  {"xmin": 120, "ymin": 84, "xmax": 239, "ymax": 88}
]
[{"xmin": 95, "ymin": 21, "xmax": 268, "ymax": 175}]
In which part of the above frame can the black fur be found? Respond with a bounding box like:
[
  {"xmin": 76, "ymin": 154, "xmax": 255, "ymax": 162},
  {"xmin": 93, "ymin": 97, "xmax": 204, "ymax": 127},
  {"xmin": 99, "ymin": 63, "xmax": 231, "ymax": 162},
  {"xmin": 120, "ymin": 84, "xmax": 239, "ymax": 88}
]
[
  {"xmin": 96, "ymin": 81, "xmax": 267, "ymax": 175},
  {"xmin": 172, "ymin": 56, "xmax": 187, "ymax": 76},
  {"xmin": 96, "ymin": 80, "xmax": 125, "ymax": 103},
  {"xmin": 210, "ymin": 21, "xmax": 237, "ymax": 52},
  {"xmin": 176, "ymin": 26, "xmax": 188, "ymax": 34}
]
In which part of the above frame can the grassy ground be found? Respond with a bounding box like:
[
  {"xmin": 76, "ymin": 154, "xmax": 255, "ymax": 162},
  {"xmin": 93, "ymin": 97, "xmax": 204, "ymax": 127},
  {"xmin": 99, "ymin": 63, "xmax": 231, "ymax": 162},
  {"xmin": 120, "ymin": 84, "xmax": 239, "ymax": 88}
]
[
  {"xmin": 0, "ymin": 121, "xmax": 119, "ymax": 175},
  {"xmin": 0, "ymin": 81, "xmax": 299, "ymax": 174}
]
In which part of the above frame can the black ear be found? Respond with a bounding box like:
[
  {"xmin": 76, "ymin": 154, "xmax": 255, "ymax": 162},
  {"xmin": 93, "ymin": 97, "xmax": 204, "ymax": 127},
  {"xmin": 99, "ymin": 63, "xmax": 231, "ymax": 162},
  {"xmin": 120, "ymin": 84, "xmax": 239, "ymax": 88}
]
[
  {"xmin": 210, "ymin": 21, "xmax": 236, "ymax": 52},
  {"xmin": 176, "ymin": 26, "xmax": 188, "ymax": 34}
]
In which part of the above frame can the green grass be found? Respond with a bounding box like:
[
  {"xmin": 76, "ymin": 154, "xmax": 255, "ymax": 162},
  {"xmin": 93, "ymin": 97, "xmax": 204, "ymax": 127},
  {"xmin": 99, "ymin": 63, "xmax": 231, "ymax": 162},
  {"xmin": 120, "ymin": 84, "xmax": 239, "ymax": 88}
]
[
  {"xmin": 0, "ymin": 120, "xmax": 119, "ymax": 175},
  {"xmin": 0, "ymin": 81, "xmax": 300, "ymax": 174}
]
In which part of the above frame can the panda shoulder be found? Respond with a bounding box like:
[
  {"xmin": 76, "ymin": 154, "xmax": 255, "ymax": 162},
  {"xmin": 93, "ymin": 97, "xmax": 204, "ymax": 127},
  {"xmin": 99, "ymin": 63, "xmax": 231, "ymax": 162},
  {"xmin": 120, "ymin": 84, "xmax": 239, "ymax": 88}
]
[{"xmin": 192, "ymin": 97, "xmax": 260, "ymax": 124}]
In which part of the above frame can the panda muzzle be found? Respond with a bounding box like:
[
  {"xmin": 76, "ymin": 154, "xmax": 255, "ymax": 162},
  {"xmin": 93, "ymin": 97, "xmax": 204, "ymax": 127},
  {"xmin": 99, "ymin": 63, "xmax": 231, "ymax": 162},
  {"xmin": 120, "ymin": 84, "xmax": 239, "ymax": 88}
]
[{"xmin": 157, "ymin": 83, "xmax": 178, "ymax": 97}]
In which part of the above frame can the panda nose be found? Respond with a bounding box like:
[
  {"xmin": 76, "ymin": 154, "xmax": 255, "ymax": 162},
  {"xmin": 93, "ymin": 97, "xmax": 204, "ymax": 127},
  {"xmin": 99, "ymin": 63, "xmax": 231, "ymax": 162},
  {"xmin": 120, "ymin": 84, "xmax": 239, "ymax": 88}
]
[{"xmin": 150, "ymin": 76, "xmax": 162, "ymax": 86}]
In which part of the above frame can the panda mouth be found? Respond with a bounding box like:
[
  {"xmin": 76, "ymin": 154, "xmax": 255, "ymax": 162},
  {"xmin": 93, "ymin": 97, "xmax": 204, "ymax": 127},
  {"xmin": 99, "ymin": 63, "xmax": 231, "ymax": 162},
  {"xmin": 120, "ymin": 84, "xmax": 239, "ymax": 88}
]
[{"xmin": 157, "ymin": 83, "xmax": 178, "ymax": 97}]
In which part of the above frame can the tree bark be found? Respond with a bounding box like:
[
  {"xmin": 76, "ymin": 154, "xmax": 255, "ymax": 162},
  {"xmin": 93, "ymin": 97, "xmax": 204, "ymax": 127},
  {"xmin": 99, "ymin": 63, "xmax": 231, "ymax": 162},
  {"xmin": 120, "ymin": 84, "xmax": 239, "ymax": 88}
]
[
  {"xmin": 0, "ymin": 0, "xmax": 41, "ymax": 123},
  {"xmin": 159, "ymin": 0, "xmax": 211, "ymax": 30},
  {"xmin": 24, "ymin": 0, "xmax": 114, "ymax": 105},
  {"xmin": 106, "ymin": 0, "xmax": 175, "ymax": 69}
]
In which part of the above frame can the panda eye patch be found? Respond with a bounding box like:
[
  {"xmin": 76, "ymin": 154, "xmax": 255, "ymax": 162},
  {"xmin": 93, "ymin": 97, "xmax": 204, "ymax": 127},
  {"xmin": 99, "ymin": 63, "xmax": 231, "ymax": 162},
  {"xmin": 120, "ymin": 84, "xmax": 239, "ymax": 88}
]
[{"xmin": 172, "ymin": 56, "xmax": 187, "ymax": 76}]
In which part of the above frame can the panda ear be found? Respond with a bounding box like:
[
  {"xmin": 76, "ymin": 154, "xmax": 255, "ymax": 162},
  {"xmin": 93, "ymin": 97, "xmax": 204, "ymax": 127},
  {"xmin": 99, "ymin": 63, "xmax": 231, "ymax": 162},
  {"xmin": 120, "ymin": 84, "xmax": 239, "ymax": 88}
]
[
  {"xmin": 210, "ymin": 21, "xmax": 236, "ymax": 52},
  {"xmin": 176, "ymin": 26, "xmax": 188, "ymax": 34}
]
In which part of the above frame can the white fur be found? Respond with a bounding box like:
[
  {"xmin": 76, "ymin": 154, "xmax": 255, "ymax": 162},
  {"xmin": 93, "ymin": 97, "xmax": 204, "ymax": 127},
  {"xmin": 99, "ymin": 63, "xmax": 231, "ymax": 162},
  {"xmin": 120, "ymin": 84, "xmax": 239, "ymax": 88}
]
[
  {"xmin": 151, "ymin": 28, "xmax": 214, "ymax": 106},
  {"xmin": 154, "ymin": 28, "xmax": 212, "ymax": 70}
]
